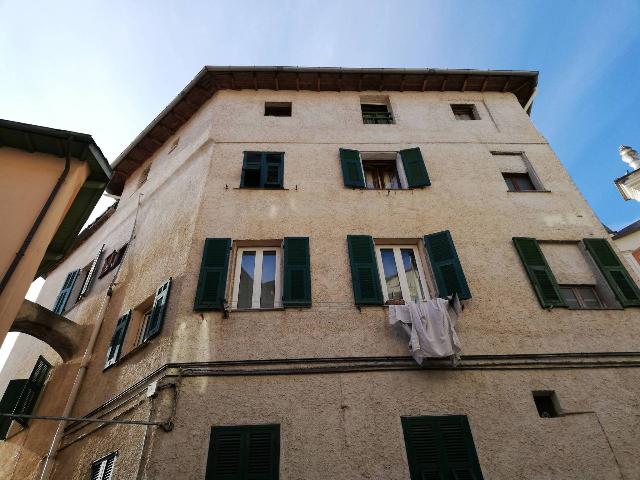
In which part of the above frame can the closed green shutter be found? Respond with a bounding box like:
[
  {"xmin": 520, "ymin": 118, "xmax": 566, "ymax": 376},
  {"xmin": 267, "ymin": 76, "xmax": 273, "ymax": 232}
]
[
  {"xmin": 340, "ymin": 148, "xmax": 365, "ymax": 188},
  {"xmin": 347, "ymin": 235, "xmax": 383, "ymax": 305},
  {"xmin": 402, "ymin": 415, "xmax": 484, "ymax": 480},
  {"xmin": 104, "ymin": 311, "xmax": 131, "ymax": 369},
  {"xmin": 194, "ymin": 238, "xmax": 232, "ymax": 311},
  {"xmin": 206, "ymin": 424, "xmax": 280, "ymax": 480},
  {"xmin": 583, "ymin": 238, "xmax": 640, "ymax": 307},
  {"xmin": 512, "ymin": 237, "xmax": 565, "ymax": 308},
  {"xmin": 282, "ymin": 237, "xmax": 311, "ymax": 307},
  {"xmin": 424, "ymin": 231, "xmax": 471, "ymax": 300},
  {"xmin": 13, "ymin": 356, "xmax": 51, "ymax": 427},
  {"xmin": 0, "ymin": 379, "xmax": 27, "ymax": 440},
  {"xmin": 400, "ymin": 148, "xmax": 430, "ymax": 188},
  {"xmin": 263, "ymin": 153, "xmax": 284, "ymax": 188},
  {"xmin": 52, "ymin": 269, "xmax": 80, "ymax": 314},
  {"xmin": 143, "ymin": 278, "xmax": 172, "ymax": 341}
]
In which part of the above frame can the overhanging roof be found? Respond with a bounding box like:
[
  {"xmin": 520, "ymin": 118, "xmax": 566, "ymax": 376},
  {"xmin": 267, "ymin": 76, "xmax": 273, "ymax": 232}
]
[
  {"xmin": 107, "ymin": 66, "xmax": 539, "ymax": 195},
  {"xmin": 0, "ymin": 119, "xmax": 112, "ymax": 277}
]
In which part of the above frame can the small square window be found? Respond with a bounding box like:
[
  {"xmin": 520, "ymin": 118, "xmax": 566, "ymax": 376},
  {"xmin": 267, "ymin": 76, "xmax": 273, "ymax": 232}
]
[
  {"xmin": 361, "ymin": 103, "xmax": 394, "ymax": 124},
  {"xmin": 451, "ymin": 104, "xmax": 479, "ymax": 120},
  {"xmin": 240, "ymin": 152, "xmax": 284, "ymax": 189},
  {"xmin": 375, "ymin": 245, "xmax": 428, "ymax": 304},
  {"xmin": 264, "ymin": 102, "xmax": 292, "ymax": 116},
  {"xmin": 559, "ymin": 285, "xmax": 603, "ymax": 309},
  {"xmin": 533, "ymin": 391, "xmax": 559, "ymax": 418},
  {"xmin": 232, "ymin": 246, "xmax": 282, "ymax": 309},
  {"xmin": 502, "ymin": 172, "xmax": 536, "ymax": 192}
]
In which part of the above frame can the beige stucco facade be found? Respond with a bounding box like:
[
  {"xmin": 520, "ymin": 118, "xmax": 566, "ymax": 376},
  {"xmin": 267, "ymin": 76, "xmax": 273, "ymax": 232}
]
[{"xmin": 2, "ymin": 72, "xmax": 640, "ymax": 479}]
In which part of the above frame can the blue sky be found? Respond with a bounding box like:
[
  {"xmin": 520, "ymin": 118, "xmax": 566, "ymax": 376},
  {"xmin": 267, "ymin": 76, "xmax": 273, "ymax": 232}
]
[{"xmin": 1, "ymin": 0, "xmax": 639, "ymax": 229}]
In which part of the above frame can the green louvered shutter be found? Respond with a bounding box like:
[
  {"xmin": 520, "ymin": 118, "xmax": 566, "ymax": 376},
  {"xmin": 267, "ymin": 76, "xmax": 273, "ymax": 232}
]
[
  {"xmin": 143, "ymin": 278, "xmax": 172, "ymax": 342},
  {"xmin": 78, "ymin": 245, "xmax": 105, "ymax": 300},
  {"xmin": 206, "ymin": 424, "xmax": 280, "ymax": 480},
  {"xmin": 0, "ymin": 379, "xmax": 27, "ymax": 440},
  {"xmin": 13, "ymin": 356, "xmax": 51, "ymax": 427},
  {"xmin": 339, "ymin": 148, "xmax": 365, "ymax": 188},
  {"xmin": 283, "ymin": 237, "xmax": 311, "ymax": 307},
  {"xmin": 194, "ymin": 238, "xmax": 231, "ymax": 311},
  {"xmin": 512, "ymin": 237, "xmax": 565, "ymax": 308},
  {"xmin": 263, "ymin": 153, "xmax": 284, "ymax": 188},
  {"xmin": 347, "ymin": 235, "xmax": 383, "ymax": 305},
  {"xmin": 583, "ymin": 238, "xmax": 640, "ymax": 307},
  {"xmin": 402, "ymin": 416, "xmax": 484, "ymax": 480},
  {"xmin": 400, "ymin": 148, "xmax": 430, "ymax": 188},
  {"xmin": 424, "ymin": 231, "xmax": 471, "ymax": 300},
  {"xmin": 104, "ymin": 311, "xmax": 131, "ymax": 369},
  {"xmin": 52, "ymin": 269, "xmax": 80, "ymax": 314}
]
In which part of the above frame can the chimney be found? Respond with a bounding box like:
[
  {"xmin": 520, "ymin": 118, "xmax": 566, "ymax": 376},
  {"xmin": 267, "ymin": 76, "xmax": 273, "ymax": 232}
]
[{"xmin": 620, "ymin": 145, "xmax": 640, "ymax": 171}]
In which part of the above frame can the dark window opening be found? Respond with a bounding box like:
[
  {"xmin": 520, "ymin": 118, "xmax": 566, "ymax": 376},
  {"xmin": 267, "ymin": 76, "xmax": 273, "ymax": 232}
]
[
  {"xmin": 363, "ymin": 159, "xmax": 400, "ymax": 189},
  {"xmin": 503, "ymin": 172, "xmax": 536, "ymax": 192},
  {"xmin": 560, "ymin": 285, "xmax": 603, "ymax": 309},
  {"xmin": 137, "ymin": 165, "xmax": 151, "ymax": 189},
  {"xmin": 451, "ymin": 104, "xmax": 479, "ymax": 120},
  {"xmin": 99, "ymin": 244, "xmax": 128, "ymax": 278},
  {"xmin": 241, "ymin": 152, "xmax": 284, "ymax": 189},
  {"xmin": 264, "ymin": 102, "xmax": 292, "ymax": 117},
  {"xmin": 361, "ymin": 103, "xmax": 394, "ymax": 124},
  {"xmin": 533, "ymin": 391, "xmax": 559, "ymax": 418}
]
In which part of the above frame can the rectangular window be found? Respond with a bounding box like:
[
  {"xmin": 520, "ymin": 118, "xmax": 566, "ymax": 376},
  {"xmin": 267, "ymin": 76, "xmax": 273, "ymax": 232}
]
[
  {"xmin": 135, "ymin": 308, "xmax": 153, "ymax": 346},
  {"xmin": 90, "ymin": 452, "xmax": 117, "ymax": 480},
  {"xmin": 361, "ymin": 96, "xmax": 394, "ymax": 124},
  {"xmin": 493, "ymin": 152, "xmax": 544, "ymax": 192},
  {"xmin": 241, "ymin": 152, "xmax": 284, "ymax": 189},
  {"xmin": 340, "ymin": 149, "xmax": 430, "ymax": 190},
  {"xmin": 375, "ymin": 245, "xmax": 428, "ymax": 303},
  {"xmin": 451, "ymin": 103, "xmax": 479, "ymax": 120},
  {"xmin": 98, "ymin": 244, "xmax": 127, "ymax": 278},
  {"xmin": 363, "ymin": 158, "xmax": 401, "ymax": 189},
  {"xmin": 502, "ymin": 172, "xmax": 536, "ymax": 192},
  {"xmin": 264, "ymin": 102, "xmax": 291, "ymax": 116},
  {"xmin": 559, "ymin": 285, "xmax": 603, "ymax": 309},
  {"xmin": 232, "ymin": 247, "xmax": 282, "ymax": 309},
  {"xmin": 533, "ymin": 391, "xmax": 560, "ymax": 418}
]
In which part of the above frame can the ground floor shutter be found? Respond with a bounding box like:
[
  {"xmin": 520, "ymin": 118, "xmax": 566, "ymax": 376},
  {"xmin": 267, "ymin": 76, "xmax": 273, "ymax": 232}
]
[
  {"xmin": 424, "ymin": 231, "xmax": 471, "ymax": 300},
  {"xmin": 340, "ymin": 148, "xmax": 365, "ymax": 188},
  {"xmin": 104, "ymin": 311, "xmax": 131, "ymax": 368},
  {"xmin": 52, "ymin": 269, "xmax": 80, "ymax": 314},
  {"xmin": 347, "ymin": 235, "xmax": 383, "ymax": 305},
  {"xmin": 194, "ymin": 238, "xmax": 231, "ymax": 311},
  {"xmin": 143, "ymin": 278, "xmax": 172, "ymax": 341},
  {"xmin": 512, "ymin": 237, "xmax": 565, "ymax": 308},
  {"xmin": 283, "ymin": 237, "xmax": 311, "ymax": 307},
  {"xmin": 400, "ymin": 147, "xmax": 430, "ymax": 187}
]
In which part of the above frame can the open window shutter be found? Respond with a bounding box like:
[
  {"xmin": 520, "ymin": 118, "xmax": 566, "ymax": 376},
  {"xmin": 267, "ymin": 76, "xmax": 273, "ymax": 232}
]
[
  {"xmin": 347, "ymin": 235, "xmax": 383, "ymax": 305},
  {"xmin": 583, "ymin": 238, "xmax": 640, "ymax": 307},
  {"xmin": 194, "ymin": 238, "xmax": 231, "ymax": 311},
  {"xmin": 104, "ymin": 311, "xmax": 131, "ymax": 368},
  {"xmin": 143, "ymin": 278, "xmax": 172, "ymax": 342},
  {"xmin": 13, "ymin": 356, "xmax": 51, "ymax": 427},
  {"xmin": 91, "ymin": 453, "xmax": 117, "ymax": 480},
  {"xmin": 0, "ymin": 379, "xmax": 27, "ymax": 440},
  {"xmin": 401, "ymin": 416, "xmax": 444, "ymax": 480},
  {"xmin": 512, "ymin": 237, "xmax": 565, "ymax": 308},
  {"xmin": 52, "ymin": 269, "xmax": 80, "ymax": 314},
  {"xmin": 340, "ymin": 148, "xmax": 365, "ymax": 188},
  {"xmin": 263, "ymin": 154, "xmax": 284, "ymax": 188},
  {"xmin": 283, "ymin": 237, "xmax": 311, "ymax": 307},
  {"xmin": 424, "ymin": 231, "xmax": 471, "ymax": 300},
  {"xmin": 241, "ymin": 153, "xmax": 262, "ymax": 188},
  {"xmin": 78, "ymin": 245, "xmax": 105, "ymax": 300},
  {"xmin": 400, "ymin": 148, "xmax": 431, "ymax": 188}
]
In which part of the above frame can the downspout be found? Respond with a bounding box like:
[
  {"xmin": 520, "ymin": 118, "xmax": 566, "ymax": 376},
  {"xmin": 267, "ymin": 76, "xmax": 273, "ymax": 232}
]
[
  {"xmin": 39, "ymin": 193, "xmax": 144, "ymax": 480},
  {"xmin": 0, "ymin": 136, "xmax": 73, "ymax": 296}
]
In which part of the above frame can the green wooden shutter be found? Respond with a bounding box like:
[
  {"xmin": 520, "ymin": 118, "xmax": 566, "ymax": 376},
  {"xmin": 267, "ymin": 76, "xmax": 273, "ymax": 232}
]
[
  {"xmin": 14, "ymin": 356, "xmax": 51, "ymax": 427},
  {"xmin": 347, "ymin": 235, "xmax": 383, "ymax": 305},
  {"xmin": 104, "ymin": 311, "xmax": 131, "ymax": 369},
  {"xmin": 400, "ymin": 147, "xmax": 431, "ymax": 188},
  {"xmin": 263, "ymin": 153, "xmax": 284, "ymax": 188},
  {"xmin": 206, "ymin": 424, "xmax": 280, "ymax": 480},
  {"xmin": 194, "ymin": 238, "xmax": 231, "ymax": 311},
  {"xmin": 512, "ymin": 237, "xmax": 565, "ymax": 308},
  {"xmin": 583, "ymin": 238, "xmax": 640, "ymax": 307},
  {"xmin": 241, "ymin": 153, "xmax": 262, "ymax": 188},
  {"xmin": 52, "ymin": 269, "xmax": 80, "ymax": 314},
  {"xmin": 402, "ymin": 416, "xmax": 484, "ymax": 480},
  {"xmin": 282, "ymin": 237, "xmax": 311, "ymax": 307},
  {"xmin": 0, "ymin": 379, "xmax": 27, "ymax": 440},
  {"xmin": 340, "ymin": 148, "xmax": 365, "ymax": 188},
  {"xmin": 78, "ymin": 245, "xmax": 105, "ymax": 300},
  {"xmin": 424, "ymin": 231, "xmax": 471, "ymax": 300},
  {"xmin": 143, "ymin": 278, "xmax": 172, "ymax": 342}
]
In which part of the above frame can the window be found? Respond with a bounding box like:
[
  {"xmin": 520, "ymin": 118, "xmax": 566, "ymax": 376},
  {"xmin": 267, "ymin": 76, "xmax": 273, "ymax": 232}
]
[
  {"xmin": 375, "ymin": 246, "xmax": 428, "ymax": 303},
  {"xmin": 533, "ymin": 391, "xmax": 560, "ymax": 418},
  {"xmin": 560, "ymin": 285, "xmax": 603, "ymax": 309},
  {"xmin": 361, "ymin": 103, "xmax": 394, "ymax": 124},
  {"xmin": 134, "ymin": 308, "xmax": 153, "ymax": 347},
  {"xmin": 90, "ymin": 452, "xmax": 117, "ymax": 480},
  {"xmin": 137, "ymin": 164, "xmax": 151, "ymax": 189},
  {"xmin": 98, "ymin": 244, "xmax": 128, "ymax": 278},
  {"xmin": 240, "ymin": 152, "xmax": 284, "ymax": 189},
  {"xmin": 502, "ymin": 172, "xmax": 536, "ymax": 192},
  {"xmin": 339, "ymin": 148, "xmax": 430, "ymax": 189},
  {"xmin": 363, "ymin": 159, "xmax": 401, "ymax": 189},
  {"xmin": 451, "ymin": 103, "xmax": 479, "ymax": 120},
  {"xmin": 264, "ymin": 102, "xmax": 291, "ymax": 116},
  {"xmin": 206, "ymin": 424, "xmax": 280, "ymax": 480},
  {"xmin": 402, "ymin": 415, "xmax": 484, "ymax": 480},
  {"xmin": 232, "ymin": 247, "xmax": 282, "ymax": 309}
]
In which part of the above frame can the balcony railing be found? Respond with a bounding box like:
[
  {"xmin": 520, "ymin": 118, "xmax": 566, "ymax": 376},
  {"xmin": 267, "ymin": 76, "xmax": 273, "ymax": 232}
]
[{"xmin": 362, "ymin": 111, "xmax": 394, "ymax": 124}]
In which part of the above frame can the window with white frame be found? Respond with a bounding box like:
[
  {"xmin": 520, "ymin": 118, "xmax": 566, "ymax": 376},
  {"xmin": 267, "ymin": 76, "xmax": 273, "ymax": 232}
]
[
  {"xmin": 375, "ymin": 245, "xmax": 429, "ymax": 303},
  {"xmin": 135, "ymin": 308, "xmax": 153, "ymax": 347},
  {"xmin": 232, "ymin": 247, "xmax": 282, "ymax": 309}
]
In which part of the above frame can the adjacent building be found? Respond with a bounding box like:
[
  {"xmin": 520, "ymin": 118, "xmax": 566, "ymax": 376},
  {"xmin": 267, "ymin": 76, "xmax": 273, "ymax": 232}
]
[{"xmin": 1, "ymin": 67, "xmax": 640, "ymax": 480}]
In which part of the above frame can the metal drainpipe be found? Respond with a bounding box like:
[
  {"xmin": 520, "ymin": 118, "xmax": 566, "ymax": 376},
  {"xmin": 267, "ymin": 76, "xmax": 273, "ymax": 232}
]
[
  {"xmin": 39, "ymin": 194, "xmax": 143, "ymax": 480},
  {"xmin": 0, "ymin": 136, "xmax": 73, "ymax": 297}
]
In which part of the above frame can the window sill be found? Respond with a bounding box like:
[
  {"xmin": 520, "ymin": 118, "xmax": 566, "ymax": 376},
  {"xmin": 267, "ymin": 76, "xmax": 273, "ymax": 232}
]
[
  {"xmin": 231, "ymin": 308, "xmax": 285, "ymax": 312},
  {"xmin": 233, "ymin": 187, "xmax": 289, "ymax": 190},
  {"xmin": 565, "ymin": 307, "xmax": 623, "ymax": 311}
]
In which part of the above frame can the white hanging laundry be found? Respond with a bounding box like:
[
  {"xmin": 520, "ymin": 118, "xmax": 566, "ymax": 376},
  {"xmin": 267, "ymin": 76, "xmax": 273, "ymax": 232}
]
[{"xmin": 388, "ymin": 295, "xmax": 462, "ymax": 365}]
